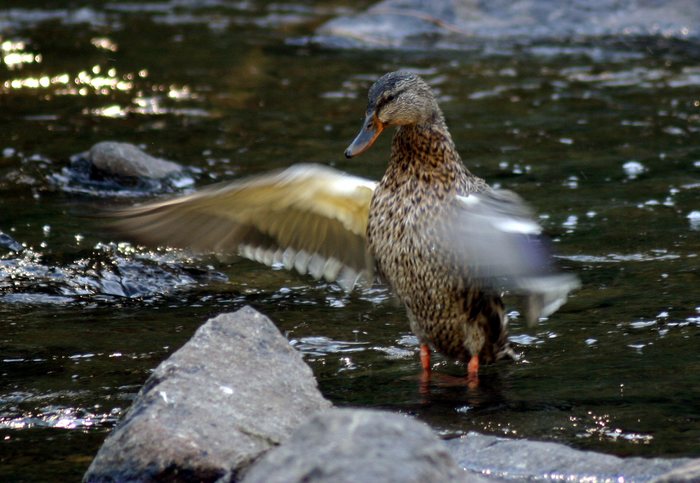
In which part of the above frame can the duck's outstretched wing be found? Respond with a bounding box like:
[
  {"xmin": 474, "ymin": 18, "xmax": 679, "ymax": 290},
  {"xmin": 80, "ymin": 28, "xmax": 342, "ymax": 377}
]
[
  {"xmin": 442, "ymin": 188, "xmax": 579, "ymax": 325},
  {"xmin": 111, "ymin": 164, "xmax": 377, "ymax": 290}
]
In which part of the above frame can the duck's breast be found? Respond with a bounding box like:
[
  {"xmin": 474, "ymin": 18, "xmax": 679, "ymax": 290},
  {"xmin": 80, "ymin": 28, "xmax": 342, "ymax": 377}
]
[{"xmin": 367, "ymin": 172, "xmax": 459, "ymax": 303}]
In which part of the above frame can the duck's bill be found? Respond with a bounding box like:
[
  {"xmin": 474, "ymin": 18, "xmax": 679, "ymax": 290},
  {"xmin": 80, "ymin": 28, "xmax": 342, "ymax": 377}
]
[{"xmin": 345, "ymin": 113, "xmax": 384, "ymax": 158}]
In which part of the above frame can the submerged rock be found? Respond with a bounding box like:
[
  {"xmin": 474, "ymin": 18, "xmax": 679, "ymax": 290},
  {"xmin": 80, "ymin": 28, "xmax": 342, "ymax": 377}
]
[
  {"xmin": 84, "ymin": 306, "xmax": 331, "ymax": 482},
  {"xmin": 316, "ymin": 0, "xmax": 700, "ymax": 49},
  {"xmin": 446, "ymin": 432, "xmax": 690, "ymax": 482},
  {"xmin": 242, "ymin": 408, "xmax": 470, "ymax": 483}
]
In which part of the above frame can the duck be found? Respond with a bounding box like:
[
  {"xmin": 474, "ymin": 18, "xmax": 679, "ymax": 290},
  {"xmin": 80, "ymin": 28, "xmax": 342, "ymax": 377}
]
[{"xmin": 113, "ymin": 71, "xmax": 578, "ymax": 384}]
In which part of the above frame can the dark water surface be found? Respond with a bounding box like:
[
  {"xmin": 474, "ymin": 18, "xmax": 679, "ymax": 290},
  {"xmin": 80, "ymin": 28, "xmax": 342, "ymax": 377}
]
[{"xmin": 1, "ymin": 1, "xmax": 699, "ymax": 480}]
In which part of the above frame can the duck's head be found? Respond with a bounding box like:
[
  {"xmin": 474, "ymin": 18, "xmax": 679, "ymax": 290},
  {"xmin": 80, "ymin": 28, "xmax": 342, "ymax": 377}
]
[{"xmin": 345, "ymin": 71, "xmax": 439, "ymax": 159}]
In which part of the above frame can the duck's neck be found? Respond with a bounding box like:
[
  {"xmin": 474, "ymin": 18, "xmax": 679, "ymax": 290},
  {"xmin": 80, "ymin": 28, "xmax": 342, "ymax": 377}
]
[{"xmin": 388, "ymin": 112, "xmax": 471, "ymax": 178}]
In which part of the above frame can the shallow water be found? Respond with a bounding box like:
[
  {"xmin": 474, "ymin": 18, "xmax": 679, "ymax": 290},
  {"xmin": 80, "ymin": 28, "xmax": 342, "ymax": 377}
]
[{"xmin": 1, "ymin": 1, "xmax": 699, "ymax": 480}]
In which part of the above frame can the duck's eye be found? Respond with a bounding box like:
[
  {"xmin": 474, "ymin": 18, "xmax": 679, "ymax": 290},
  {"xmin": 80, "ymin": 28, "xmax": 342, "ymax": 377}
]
[{"xmin": 384, "ymin": 94, "xmax": 396, "ymax": 103}]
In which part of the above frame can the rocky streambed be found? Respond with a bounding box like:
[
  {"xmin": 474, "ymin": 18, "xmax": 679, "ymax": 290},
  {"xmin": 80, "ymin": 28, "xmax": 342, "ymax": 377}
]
[{"xmin": 83, "ymin": 307, "xmax": 697, "ymax": 482}]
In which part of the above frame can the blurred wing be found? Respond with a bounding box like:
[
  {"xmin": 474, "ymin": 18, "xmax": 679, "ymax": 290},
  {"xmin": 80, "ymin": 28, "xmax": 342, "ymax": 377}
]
[
  {"xmin": 111, "ymin": 164, "xmax": 377, "ymax": 290},
  {"xmin": 442, "ymin": 188, "xmax": 579, "ymax": 325}
]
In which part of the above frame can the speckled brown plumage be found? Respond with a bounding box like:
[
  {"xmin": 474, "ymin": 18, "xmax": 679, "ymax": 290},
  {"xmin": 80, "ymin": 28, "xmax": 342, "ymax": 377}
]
[{"xmin": 351, "ymin": 71, "xmax": 514, "ymax": 366}]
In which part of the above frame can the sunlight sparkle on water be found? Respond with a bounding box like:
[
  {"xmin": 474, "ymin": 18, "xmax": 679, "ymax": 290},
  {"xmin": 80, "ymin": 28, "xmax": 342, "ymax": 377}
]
[
  {"xmin": 2, "ymin": 52, "xmax": 200, "ymax": 119},
  {"xmin": 1, "ymin": 39, "xmax": 41, "ymax": 69},
  {"xmin": 3, "ymin": 67, "xmax": 132, "ymax": 94},
  {"xmin": 574, "ymin": 412, "xmax": 654, "ymax": 446},
  {"xmin": 88, "ymin": 105, "xmax": 127, "ymax": 118},
  {"xmin": 0, "ymin": 406, "xmax": 119, "ymax": 430},
  {"xmin": 688, "ymin": 211, "xmax": 700, "ymax": 230},
  {"xmin": 90, "ymin": 37, "xmax": 118, "ymax": 52},
  {"xmin": 622, "ymin": 161, "xmax": 645, "ymax": 179}
]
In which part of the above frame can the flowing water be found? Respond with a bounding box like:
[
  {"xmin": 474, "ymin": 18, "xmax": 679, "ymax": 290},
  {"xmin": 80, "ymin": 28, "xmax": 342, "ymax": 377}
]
[{"xmin": 1, "ymin": 1, "xmax": 699, "ymax": 480}]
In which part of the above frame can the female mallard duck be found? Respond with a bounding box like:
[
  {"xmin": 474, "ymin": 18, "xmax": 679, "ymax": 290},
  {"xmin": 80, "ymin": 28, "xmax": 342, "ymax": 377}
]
[{"xmin": 114, "ymin": 71, "xmax": 577, "ymax": 383}]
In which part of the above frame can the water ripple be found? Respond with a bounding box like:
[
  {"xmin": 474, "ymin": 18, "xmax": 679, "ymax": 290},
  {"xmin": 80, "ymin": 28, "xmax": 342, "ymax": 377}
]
[
  {"xmin": 290, "ymin": 336, "xmax": 368, "ymax": 357},
  {"xmin": 561, "ymin": 252, "xmax": 682, "ymax": 263},
  {"xmin": 0, "ymin": 405, "xmax": 120, "ymax": 430}
]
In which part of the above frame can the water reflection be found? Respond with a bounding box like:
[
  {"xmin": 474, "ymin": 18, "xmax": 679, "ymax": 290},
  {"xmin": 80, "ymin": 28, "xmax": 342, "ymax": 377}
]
[
  {"xmin": 575, "ymin": 411, "xmax": 654, "ymax": 445},
  {"xmin": 1, "ymin": 65, "xmax": 134, "ymax": 93},
  {"xmin": 1, "ymin": 39, "xmax": 41, "ymax": 69},
  {"xmin": 1, "ymin": 405, "xmax": 120, "ymax": 431},
  {"xmin": 291, "ymin": 336, "xmax": 368, "ymax": 357},
  {"xmin": 0, "ymin": 36, "xmax": 204, "ymax": 127},
  {"xmin": 689, "ymin": 211, "xmax": 700, "ymax": 230}
]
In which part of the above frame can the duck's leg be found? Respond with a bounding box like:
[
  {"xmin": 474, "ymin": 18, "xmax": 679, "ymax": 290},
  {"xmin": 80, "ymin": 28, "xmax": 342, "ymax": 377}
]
[
  {"xmin": 420, "ymin": 344, "xmax": 431, "ymax": 372},
  {"xmin": 419, "ymin": 344, "xmax": 432, "ymax": 395},
  {"xmin": 467, "ymin": 355, "xmax": 479, "ymax": 388}
]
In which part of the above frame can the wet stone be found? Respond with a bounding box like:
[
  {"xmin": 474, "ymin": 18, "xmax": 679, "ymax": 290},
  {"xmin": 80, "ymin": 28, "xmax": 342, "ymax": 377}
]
[
  {"xmin": 653, "ymin": 459, "xmax": 700, "ymax": 482},
  {"xmin": 0, "ymin": 231, "xmax": 23, "ymax": 252},
  {"xmin": 242, "ymin": 408, "xmax": 471, "ymax": 483},
  {"xmin": 83, "ymin": 306, "xmax": 332, "ymax": 483},
  {"xmin": 51, "ymin": 141, "xmax": 193, "ymax": 196},
  {"xmin": 0, "ymin": 242, "xmax": 223, "ymax": 302},
  {"xmin": 316, "ymin": 0, "xmax": 700, "ymax": 49},
  {"xmin": 88, "ymin": 141, "xmax": 183, "ymax": 179},
  {"xmin": 446, "ymin": 432, "xmax": 691, "ymax": 482}
]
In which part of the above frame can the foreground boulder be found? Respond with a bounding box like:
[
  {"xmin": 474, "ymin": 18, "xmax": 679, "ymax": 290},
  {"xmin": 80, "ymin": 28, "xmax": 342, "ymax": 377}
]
[
  {"xmin": 446, "ymin": 432, "xmax": 690, "ymax": 482},
  {"xmin": 84, "ymin": 306, "xmax": 331, "ymax": 482},
  {"xmin": 242, "ymin": 408, "xmax": 471, "ymax": 483},
  {"xmin": 653, "ymin": 459, "xmax": 700, "ymax": 482}
]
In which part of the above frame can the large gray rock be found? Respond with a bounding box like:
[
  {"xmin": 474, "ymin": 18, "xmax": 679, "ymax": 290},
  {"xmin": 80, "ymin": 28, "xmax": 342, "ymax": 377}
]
[
  {"xmin": 84, "ymin": 306, "xmax": 331, "ymax": 482},
  {"xmin": 446, "ymin": 432, "xmax": 691, "ymax": 482},
  {"xmin": 242, "ymin": 408, "xmax": 472, "ymax": 483},
  {"xmin": 317, "ymin": 0, "xmax": 700, "ymax": 48},
  {"xmin": 653, "ymin": 459, "xmax": 700, "ymax": 482},
  {"xmin": 89, "ymin": 141, "xmax": 183, "ymax": 179}
]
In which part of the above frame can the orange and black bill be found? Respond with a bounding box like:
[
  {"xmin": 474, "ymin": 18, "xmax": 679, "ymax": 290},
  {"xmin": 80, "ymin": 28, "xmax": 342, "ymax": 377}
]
[{"xmin": 345, "ymin": 112, "xmax": 384, "ymax": 158}]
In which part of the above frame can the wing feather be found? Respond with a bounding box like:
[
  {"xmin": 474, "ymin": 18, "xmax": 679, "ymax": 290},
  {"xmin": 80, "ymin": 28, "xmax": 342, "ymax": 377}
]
[
  {"xmin": 111, "ymin": 163, "xmax": 376, "ymax": 289},
  {"xmin": 440, "ymin": 188, "xmax": 579, "ymax": 325}
]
